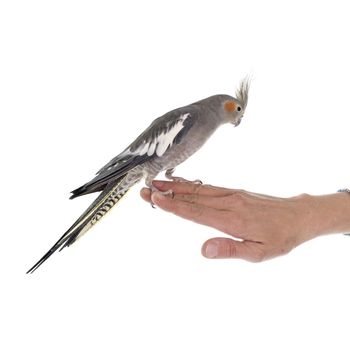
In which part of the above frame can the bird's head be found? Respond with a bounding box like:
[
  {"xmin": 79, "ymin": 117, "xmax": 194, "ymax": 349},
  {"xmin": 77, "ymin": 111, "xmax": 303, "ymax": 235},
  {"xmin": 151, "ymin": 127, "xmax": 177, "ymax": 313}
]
[{"xmin": 222, "ymin": 78, "xmax": 250, "ymax": 127}]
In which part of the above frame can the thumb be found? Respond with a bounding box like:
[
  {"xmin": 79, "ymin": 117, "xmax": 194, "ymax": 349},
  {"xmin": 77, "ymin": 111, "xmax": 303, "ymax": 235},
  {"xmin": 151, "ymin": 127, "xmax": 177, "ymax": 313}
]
[{"xmin": 202, "ymin": 238, "xmax": 263, "ymax": 262}]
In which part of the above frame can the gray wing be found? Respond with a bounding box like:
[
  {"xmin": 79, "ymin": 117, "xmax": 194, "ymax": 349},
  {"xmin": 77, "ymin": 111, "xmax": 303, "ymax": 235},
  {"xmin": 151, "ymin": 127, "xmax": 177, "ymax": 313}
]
[{"xmin": 70, "ymin": 107, "xmax": 197, "ymax": 198}]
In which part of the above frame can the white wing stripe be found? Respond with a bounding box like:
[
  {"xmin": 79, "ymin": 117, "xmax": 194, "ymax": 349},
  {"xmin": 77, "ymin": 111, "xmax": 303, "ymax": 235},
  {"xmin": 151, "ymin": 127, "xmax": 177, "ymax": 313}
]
[
  {"xmin": 155, "ymin": 132, "xmax": 168, "ymax": 156},
  {"xmin": 96, "ymin": 113, "xmax": 191, "ymax": 173},
  {"xmin": 147, "ymin": 141, "xmax": 157, "ymax": 156},
  {"xmin": 130, "ymin": 113, "xmax": 190, "ymax": 158},
  {"xmin": 138, "ymin": 142, "xmax": 149, "ymax": 156}
]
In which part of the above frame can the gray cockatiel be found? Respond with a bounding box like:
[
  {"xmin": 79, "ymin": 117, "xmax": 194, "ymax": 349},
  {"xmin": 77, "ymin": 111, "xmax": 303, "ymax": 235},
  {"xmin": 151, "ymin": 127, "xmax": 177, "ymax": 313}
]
[{"xmin": 27, "ymin": 79, "xmax": 250, "ymax": 273}]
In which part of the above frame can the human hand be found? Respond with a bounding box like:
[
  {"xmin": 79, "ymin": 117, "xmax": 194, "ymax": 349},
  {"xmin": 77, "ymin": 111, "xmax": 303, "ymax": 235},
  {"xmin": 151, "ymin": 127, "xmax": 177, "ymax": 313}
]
[{"xmin": 140, "ymin": 181, "xmax": 350, "ymax": 262}]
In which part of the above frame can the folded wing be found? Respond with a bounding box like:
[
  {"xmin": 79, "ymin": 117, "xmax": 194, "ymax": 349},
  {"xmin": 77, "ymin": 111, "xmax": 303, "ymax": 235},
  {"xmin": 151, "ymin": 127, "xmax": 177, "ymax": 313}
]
[{"xmin": 70, "ymin": 110, "xmax": 196, "ymax": 199}]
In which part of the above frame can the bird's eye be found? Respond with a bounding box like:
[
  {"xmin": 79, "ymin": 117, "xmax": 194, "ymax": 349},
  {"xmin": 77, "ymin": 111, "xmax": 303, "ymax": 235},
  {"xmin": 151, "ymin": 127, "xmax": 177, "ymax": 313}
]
[{"xmin": 237, "ymin": 106, "xmax": 242, "ymax": 112}]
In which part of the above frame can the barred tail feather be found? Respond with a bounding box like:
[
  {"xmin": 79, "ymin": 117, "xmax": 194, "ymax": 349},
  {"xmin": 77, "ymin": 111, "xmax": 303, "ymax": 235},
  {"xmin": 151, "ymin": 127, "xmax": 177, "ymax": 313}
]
[
  {"xmin": 26, "ymin": 177, "xmax": 130, "ymax": 274},
  {"xmin": 60, "ymin": 187, "xmax": 129, "ymax": 249}
]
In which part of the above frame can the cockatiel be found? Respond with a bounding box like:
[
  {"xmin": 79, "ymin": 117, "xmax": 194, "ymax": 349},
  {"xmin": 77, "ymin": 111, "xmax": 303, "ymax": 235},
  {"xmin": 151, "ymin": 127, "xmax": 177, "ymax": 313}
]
[{"xmin": 27, "ymin": 79, "xmax": 250, "ymax": 273}]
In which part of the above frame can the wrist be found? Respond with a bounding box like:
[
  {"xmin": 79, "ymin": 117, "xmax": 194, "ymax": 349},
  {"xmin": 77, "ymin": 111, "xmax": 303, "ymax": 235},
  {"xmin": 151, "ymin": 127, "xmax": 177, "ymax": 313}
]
[{"xmin": 302, "ymin": 192, "xmax": 350, "ymax": 238}]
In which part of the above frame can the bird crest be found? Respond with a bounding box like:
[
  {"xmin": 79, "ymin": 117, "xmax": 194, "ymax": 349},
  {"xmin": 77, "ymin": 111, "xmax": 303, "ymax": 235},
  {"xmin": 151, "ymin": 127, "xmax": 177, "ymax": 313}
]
[{"xmin": 235, "ymin": 77, "xmax": 250, "ymax": 110}]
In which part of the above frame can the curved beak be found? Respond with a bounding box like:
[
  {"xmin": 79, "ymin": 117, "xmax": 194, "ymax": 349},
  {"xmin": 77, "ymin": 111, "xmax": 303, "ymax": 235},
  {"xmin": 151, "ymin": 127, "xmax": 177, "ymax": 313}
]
[{"xmin": 233, "ymin": 118, "xmax": 242, "ymax": 127}]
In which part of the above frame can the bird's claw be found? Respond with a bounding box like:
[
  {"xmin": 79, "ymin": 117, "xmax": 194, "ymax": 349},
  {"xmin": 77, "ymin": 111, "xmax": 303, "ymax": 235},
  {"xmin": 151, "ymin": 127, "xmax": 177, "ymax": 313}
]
[
  {"xmin": 150, "ymin": 188, "xmax": 174, "ymax": 208},
  {"xmin": 193, "ymin": 179, "xmax": 203, "ymax": 185},
  {"xmin": 170, "ymin": 176, "xmax": 203, "ymax": 185}
]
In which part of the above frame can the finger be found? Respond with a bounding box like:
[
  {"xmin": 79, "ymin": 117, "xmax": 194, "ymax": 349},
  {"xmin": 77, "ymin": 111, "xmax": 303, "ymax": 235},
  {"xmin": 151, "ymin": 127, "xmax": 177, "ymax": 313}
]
[
  {"xmin": 202, "ymin": 238, "xmax": 264, "ymax": 262},
  {"xmin": 173, "ymin": 193, "xmax": 235, "ymax": 210},
  {"xmin": 141, "ymin": 188, "xmax": 233, "ymax": 210},
  {"xmin": 151, "ymin": 192, "xmax": 243, "ymax": 237},
  {"xmin": 140, "ymin": 188, "xmax": 152, "ymax": 203},
  {"xmin": 152, "ymin": 180, "xmax": 234, "ymax": 197}
]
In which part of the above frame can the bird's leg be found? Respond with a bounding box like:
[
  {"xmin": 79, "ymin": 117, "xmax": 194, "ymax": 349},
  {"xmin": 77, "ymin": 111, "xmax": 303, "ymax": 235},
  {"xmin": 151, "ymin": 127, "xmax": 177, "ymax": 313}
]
[
  {"xmin": 145, "ymin": 176, "xmax": 174, "ymax": 208},
  {"xmin": 165, "ymin": 168, "xmax": 202, "ymax": 185}
]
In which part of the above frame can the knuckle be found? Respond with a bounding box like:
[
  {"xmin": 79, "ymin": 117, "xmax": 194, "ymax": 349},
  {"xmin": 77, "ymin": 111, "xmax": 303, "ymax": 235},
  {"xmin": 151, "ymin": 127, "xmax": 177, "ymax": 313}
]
[
  {"xmin": 226, "ymin": 241, "xmax": 237, "ymax": 258},
  {"xmin": 191, "ymin": 183, "xmax": 202, "ymax": 194},
  {"xmin": 230, "ymin": 191, "xmax": 246, "ymax": 207}
]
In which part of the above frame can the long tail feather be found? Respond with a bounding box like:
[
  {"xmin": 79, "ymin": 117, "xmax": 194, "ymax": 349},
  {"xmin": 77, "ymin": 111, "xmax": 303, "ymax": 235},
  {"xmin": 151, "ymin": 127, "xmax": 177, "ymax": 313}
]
[{"xmin": 27, "ymin": 176, "xmax": 130, "ymax": 274}]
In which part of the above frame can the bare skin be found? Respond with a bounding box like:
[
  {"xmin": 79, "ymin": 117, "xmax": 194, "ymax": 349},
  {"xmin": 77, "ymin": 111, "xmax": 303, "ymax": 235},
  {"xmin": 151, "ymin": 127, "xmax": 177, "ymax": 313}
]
[{"xmin": 140, "ymin": 180, "xmax": 350, "ymax": 262}]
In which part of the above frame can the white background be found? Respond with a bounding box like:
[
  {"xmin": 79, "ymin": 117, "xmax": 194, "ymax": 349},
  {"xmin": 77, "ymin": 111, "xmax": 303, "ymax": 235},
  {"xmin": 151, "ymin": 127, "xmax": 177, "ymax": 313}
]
[{"xmin": 1, "ymin": 0, "xmax": 349, "ymax": 349}]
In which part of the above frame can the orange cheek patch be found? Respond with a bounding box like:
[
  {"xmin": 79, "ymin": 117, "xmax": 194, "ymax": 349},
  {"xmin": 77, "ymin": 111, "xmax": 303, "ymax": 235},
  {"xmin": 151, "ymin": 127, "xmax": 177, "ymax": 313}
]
[{"xmin": 224, "ymin": 101, "xmax": 236, "ymax": 112}]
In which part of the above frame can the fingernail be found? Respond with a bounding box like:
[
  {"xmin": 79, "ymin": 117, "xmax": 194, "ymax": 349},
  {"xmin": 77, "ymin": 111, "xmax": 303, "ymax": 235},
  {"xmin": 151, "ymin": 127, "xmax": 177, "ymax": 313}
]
[
  {"xmin": 205, "ymin": 242, "xmax": 218, "ymax": 258},
  {"xmin": 152, "ymin": 180, "xmax": 165, "ymax": 189}
]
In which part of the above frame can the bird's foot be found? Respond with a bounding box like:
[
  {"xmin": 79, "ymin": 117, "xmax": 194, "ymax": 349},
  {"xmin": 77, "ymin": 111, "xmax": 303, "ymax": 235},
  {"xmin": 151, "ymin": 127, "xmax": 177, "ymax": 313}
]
[
  {"xmin": 165, "ymin": 168, "xmax": 202, "ymax": 185},
  {"xmin": 170, "ymin": 176, "xmax": 203, "ymax": 185},
  {"xmin": 150, "ymin": 187, "xmax": 174, "ymax": 208}
]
